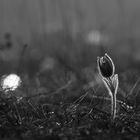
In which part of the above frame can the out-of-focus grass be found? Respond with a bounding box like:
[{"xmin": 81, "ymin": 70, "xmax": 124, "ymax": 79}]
[{"xmin": 0, "ymin": 32, "xmax": 140, "ymax": 140}]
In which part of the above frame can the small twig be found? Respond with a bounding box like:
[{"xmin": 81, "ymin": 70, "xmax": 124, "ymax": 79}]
[
  {"xmin": 25, "ymin": 80, "xmax": 72, "ymax": 100},
  {"xmin": 127, "ymin": 76, "xmax": 140, "ymax": 98},
  {"xmin": 73, "ymin": 90, "xmax": 89, "ymax": 104},
  {"xmin": 13, "ymin": 102, "xmax": 22, "ymax": 124},
  {"xmin": 89, "ymin": 94, "xmax": 133, "ymax": 109}
]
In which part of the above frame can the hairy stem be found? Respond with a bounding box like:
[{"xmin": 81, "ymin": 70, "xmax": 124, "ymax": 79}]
[{"xmin": 111, "ymin": 93, "xmax": 116, "ymax": 121}]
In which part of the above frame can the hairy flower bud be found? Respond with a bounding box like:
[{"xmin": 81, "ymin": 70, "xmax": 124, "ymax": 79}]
[
  {"xmin": 97, "ymin": 53, "xmax": 115, "ymax": 78},
  {"xmin": 97, "ymin": 53, "xmax": 118, "ymax": 121}
]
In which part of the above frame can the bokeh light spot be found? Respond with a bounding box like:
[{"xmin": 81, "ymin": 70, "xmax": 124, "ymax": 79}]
[{"xmin": 1, "ymin": 74, "xmax": 21, "ymax": 92}]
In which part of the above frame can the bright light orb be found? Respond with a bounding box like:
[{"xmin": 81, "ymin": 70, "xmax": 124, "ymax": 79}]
[
  {"xmin": 86, "ymin": 30, "xmax": 101, "ymax": 45},
  {"xmin": 1, "ymin": 74, "xmax": 21, "ymax": 92}
]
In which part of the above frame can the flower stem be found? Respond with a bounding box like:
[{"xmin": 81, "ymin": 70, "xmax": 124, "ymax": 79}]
[{"xmin": 111, "ymin": 93, "xmax": 116, "ymax": 121}]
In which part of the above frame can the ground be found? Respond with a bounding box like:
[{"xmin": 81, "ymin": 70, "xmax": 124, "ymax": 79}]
[{"xmin": 0, "ymin": 68, "xmax": 140, "ymax": 140}]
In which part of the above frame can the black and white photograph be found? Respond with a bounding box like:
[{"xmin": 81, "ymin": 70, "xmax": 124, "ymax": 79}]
[{"xmin": 0, "ymin": 0, "xmax": 140, "ymax": 140}]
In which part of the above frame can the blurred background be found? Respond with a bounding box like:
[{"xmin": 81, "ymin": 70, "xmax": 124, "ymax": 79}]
[{"xmin": 0, "ymin": 0, "xmax": 140, "ymax": 93}]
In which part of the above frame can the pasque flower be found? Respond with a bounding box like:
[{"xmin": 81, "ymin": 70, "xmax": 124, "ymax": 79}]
[
  {"xmin": 97, "ymin": 53, "xmax": 114, "ymax": 78},
  {"xmin": 97, "ymin": 53, "xmax": 118, "ymax": 121}
]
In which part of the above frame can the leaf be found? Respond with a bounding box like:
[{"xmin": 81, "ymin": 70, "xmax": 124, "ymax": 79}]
[
  {"xmin": 112, "ymin": 74, "xmax": 119, "ymax": 95},
  {"xmin": 102, "ymin": 78, "xmax": 112, "ymax": 96}
]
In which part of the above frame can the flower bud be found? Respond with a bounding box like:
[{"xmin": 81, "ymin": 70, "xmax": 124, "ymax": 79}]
[{"xmin": 97, "ymin": 53, "xmax": 115, "ymax": 78}]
